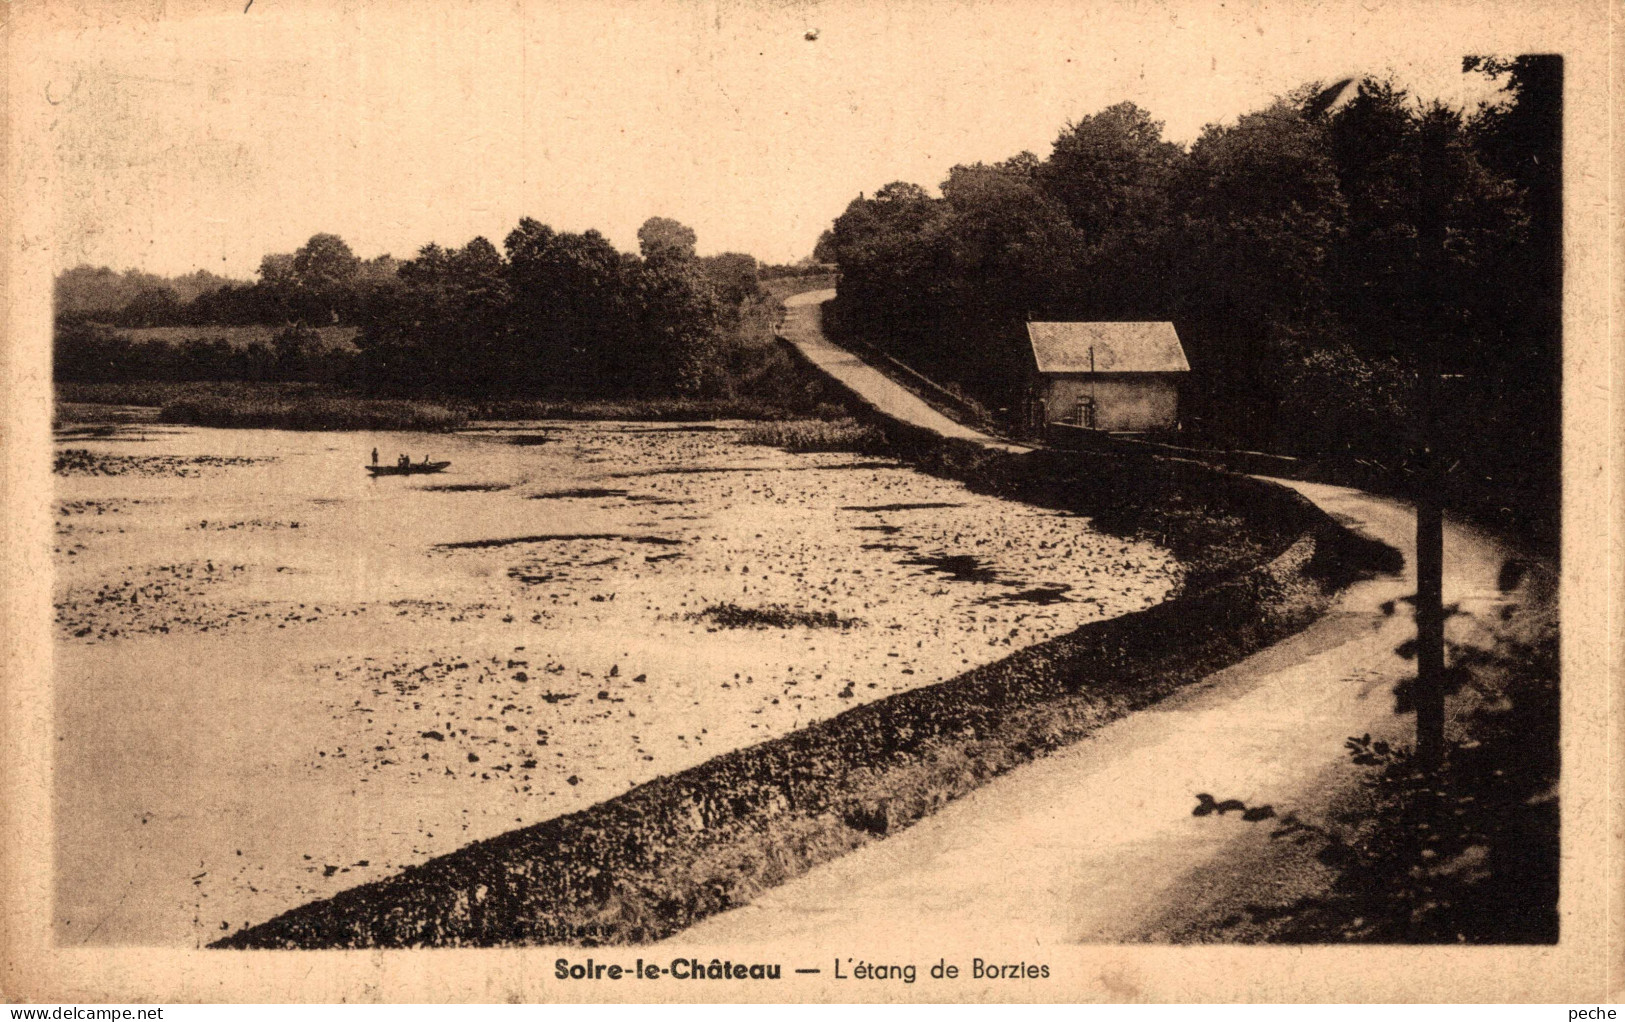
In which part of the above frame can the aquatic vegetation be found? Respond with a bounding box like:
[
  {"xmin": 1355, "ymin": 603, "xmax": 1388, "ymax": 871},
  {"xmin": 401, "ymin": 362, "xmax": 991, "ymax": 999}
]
[
  {"xmin": 691, "ymin": 602, "xmax": 865, "ymax": 630},
  {"xmin": 159, "ymin": 394, "xmax": 468, "ymax": 431},
  {"xmin": 740, "ymin": 418, "xmax": 886, "ymax": 453}
]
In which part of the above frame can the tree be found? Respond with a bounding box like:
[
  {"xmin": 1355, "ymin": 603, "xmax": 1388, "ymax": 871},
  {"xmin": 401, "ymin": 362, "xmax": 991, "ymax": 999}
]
[
  {"xmin": 637, "ymin": 217, "xmax": 698, "ymax": 264},
  {"xmin": 256, "ymin": 251, "xmax": 299, "ymax": 287},
  {"xmin": 293, "ymin": 234, "xmax": 361, "ymax": 292},
  {"xmin": 827, "ymin": 181, "xmax": 948, "ymax": 343},
  {"xmin": 1041, "ymin": 102, "xmax": 1183, "ymax": 252},
  {"xmin": 1323, "ymin": 78, "xmax": 1427, "ymax": 363},
  {"xmin": 625, "ymin": 257, "xmax": 724, "ymax": 396},
  {"xmin": 271, "ymin": 323, "xmax": 322, "ymax": 381},
  {"xmin": 290, "ymin": 233, "xmax": 361, "ymax": 323},
  {"xmin": 1169, "ymin": 102, "xmax": 1348, "ymax": 447},
  {"xmin": 116, "ymin": 286, "xmax": 183, "ymax": 328},
  {"xmin": 812, "ymin": 229, "xmax": 837, "ymax": 265},
  {"xmin": 504, "ymin": 218, "xmax": 631, "ymax": 391},
  {"xmin": 939, "ymin": 154, "xmax": 1080, "ymax": 317},
  {"xmin": 356, "ymin": 254, "xmax": 401, "ymax": 283},
  {"xmin": 355, "ymin": 236, "xmax": 515, "ymax": 394},
  {"xmin": 448, "ymin": 237, "xmax": 508, "ymax": 297},
  {"xmin": 54, "ymin": 266, "xmax": 128, "ymax": 316},
  {"xmin": 1463, "ymin": 55, "xmax": 1561, "ymax": 544},
  {"xmin": 933, "ymin": 156, "xmax": 1085, "ymax": 399},
  {"xmin": 698, "ymin": 252, "xmax": 760, "ymax": 310},
  {"xmin": 54, "ymin": 265, "xmax": 235, "ymax": 319}
]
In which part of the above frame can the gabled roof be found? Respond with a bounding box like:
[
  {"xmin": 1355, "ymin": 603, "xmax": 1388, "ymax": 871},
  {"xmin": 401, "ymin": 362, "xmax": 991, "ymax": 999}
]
[{"xmin": 1026, "ymin": 322, "xmax": 1189, "ymax": 374}]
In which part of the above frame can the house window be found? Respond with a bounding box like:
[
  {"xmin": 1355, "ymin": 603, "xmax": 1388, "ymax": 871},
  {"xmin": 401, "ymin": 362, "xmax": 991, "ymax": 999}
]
[{"xmin": 1074, "ymin": 395, "xmax": 1096, "ymax": 429}]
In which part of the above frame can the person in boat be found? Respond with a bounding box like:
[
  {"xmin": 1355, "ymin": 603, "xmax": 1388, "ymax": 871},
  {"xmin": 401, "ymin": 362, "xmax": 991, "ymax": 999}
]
[
  {"xmin": 398, "ymin": 453, "xmax": 408, "ymax": 469},
  {"xmin": 372, "ymin": 448, "xmax": 379, "ymax": 466}
]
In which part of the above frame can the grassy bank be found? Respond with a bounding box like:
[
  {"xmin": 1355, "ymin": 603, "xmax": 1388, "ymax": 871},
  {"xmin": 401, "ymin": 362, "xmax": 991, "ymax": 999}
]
[
  {"xmin": 55, "ymin": 382, "xmax": 847, "ymax": 430},
  {"xmin": 738, "ymin": 418, "xmax": 886, "ymax": 453},
  {"xmin": 58, "ymin": 380, "xmax": 292, "ymax": 410},
  {"xmin": 458, "ymin": 397, "xmax": 846, "ymax": 423},
  {"xmin": 214, "ymin": 438, "xmax": 1395, "ymax": 949},
  {"xmin": 159, "ymin": 392, "xmax": 468, "ymax": 431}
]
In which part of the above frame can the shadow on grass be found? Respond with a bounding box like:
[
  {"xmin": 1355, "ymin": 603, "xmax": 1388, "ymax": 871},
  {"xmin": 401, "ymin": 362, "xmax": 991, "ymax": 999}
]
[{"xmin": 1213, "ymin": 625, "xmax": 1558, "ymax": 944}]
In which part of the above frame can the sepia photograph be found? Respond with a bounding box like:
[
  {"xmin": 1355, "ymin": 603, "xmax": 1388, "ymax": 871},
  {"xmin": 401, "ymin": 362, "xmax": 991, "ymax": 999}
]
[{"xmin": 2, "ymin": 0, "xmax": 1619, "ymax": 1005}]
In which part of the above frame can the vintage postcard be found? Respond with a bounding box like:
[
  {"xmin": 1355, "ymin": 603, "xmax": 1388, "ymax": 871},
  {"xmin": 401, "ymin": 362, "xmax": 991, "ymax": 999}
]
[{"xmin": 2, "ymin": 0, "xmax": 1619, "ymax": 1004}]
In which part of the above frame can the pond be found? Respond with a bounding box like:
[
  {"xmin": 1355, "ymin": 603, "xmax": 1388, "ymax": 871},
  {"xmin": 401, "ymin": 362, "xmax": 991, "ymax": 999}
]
[{"xmin": 52, "ymin": 420, "xmax": 1184, "ymax": 946}]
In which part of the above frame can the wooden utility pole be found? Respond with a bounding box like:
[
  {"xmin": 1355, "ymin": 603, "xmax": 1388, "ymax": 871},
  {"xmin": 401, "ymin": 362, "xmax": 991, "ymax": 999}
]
[
  {"xmin": 1414, "ymin": 348, "xmax": 1446, "ymax": 770},
  {"xmin": 1413, "ymin": 125, "xmax": 1449, "ymax": 772}
]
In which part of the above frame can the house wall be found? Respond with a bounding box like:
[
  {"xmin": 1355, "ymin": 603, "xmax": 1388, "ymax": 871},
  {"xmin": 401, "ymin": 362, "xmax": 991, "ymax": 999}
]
[{"xmin": 1039, "ymin": 373, "xmax": 1180, "ymax": 432}]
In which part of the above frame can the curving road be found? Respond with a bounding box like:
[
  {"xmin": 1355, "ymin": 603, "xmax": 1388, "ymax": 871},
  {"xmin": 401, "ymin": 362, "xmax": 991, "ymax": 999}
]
[
  {"xmin": 672, "ymin": 293, "xmax": 1525, "ymax": 946},
  {"xmin": 777, "ymin": 290, "xmax": 1029, "ymax": 453}
]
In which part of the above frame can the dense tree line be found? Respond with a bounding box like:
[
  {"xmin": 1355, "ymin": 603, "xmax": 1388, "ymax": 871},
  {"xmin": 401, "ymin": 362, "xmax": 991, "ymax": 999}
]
[
  {"xmin": 57, "ymin": 235, "xmax": 402, "ymax": 329},
  {"xmin": 354, "ymin": 218, "xmax": 760, "ymax": 398},
  {"xmin": 56, "ymin": 218, "xmax": 771, "ymax": 403},
  {"xmin": 826, "ymin": 59, "xmax": 1560, "ymax": 543},
  {"xmin": 54, "ymin": 322, "xmax": 356, "ymax": 385},
  {"xmin": 757, "ymin": 257, "xmax": 836, "ymax": 280},
  {"xmin": 55, "ymin": 266, "xmax": 243, "ymax": 318}
]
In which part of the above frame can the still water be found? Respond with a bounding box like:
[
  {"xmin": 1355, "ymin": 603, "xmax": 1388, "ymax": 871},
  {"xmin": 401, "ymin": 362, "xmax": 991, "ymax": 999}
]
[{"xmin": 52, "ymin": 421, "xmax": 1182, "ymax": 946}]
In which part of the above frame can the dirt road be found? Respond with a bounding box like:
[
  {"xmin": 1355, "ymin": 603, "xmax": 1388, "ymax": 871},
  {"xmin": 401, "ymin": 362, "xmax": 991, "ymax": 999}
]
[
  {"xmin": 675, "ymin": 298, "xmax": 1522, "ymax": 947},
  {"xmin": 778, "ymin": 290, "xmax": 1028, "ymax": 453}
]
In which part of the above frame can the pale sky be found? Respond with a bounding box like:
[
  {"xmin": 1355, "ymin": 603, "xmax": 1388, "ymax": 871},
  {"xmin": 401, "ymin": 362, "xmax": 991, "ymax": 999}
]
[{"xmin": 29, "ymin": 0, "xmax": 1531, "ymax": 278}]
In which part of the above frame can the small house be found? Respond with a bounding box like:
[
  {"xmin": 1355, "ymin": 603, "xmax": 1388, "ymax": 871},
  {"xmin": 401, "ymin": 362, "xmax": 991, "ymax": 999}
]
[{"xmin": 1024, "ymin": 321, "xmax": 1190, "ymax": 434}]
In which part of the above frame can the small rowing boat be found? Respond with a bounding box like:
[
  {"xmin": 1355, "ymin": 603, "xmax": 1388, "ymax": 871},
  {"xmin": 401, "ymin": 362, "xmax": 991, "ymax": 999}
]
[{"xmin": 366, "ymin": 461, "xmax": 451, "ymax": 476}]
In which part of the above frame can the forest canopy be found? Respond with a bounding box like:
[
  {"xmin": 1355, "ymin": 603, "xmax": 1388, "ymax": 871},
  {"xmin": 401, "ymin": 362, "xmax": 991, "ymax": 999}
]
[{"xmin": 824, "ymin": 61, "xmax": 1559, "ymax": 542}]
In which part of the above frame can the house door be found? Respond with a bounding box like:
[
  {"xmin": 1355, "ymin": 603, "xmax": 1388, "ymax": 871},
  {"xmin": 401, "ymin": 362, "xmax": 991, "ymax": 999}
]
[{"xmin": 1074, "ymin": 395, "xmax": 1097, "ymax": 429}]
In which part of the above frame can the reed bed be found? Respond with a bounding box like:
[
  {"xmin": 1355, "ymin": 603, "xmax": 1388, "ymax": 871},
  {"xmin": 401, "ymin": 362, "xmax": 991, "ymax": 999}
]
[
  {"xmin": 738, "ymin": 418, "xmax": 887, "ymax": 453},
  {"xmin": 159, "ymin": 393, "xmax": 467, "ymax": 431}
]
